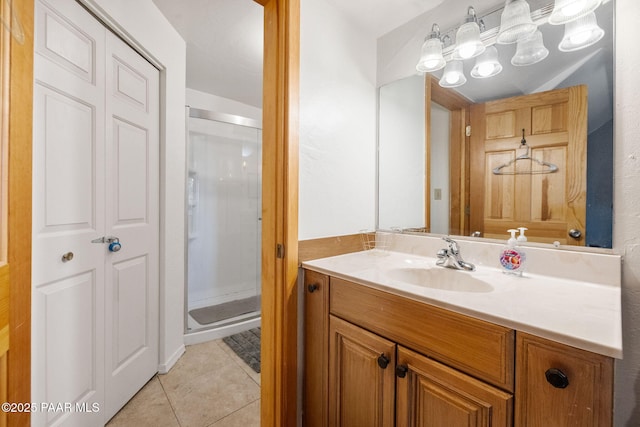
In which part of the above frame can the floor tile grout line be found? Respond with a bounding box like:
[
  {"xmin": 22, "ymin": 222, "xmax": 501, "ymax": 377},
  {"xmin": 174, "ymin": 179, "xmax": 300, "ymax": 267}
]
[
  {"xmin": 156, "ymin": 373, "xmax": 184, "ymax": 427},
  {"xmin": 216, "ymin": 340, "xmax": 261, "ymax": 386},
  {"xmin": 203, "ymin": 397, "xmax": 261, "ymax": 427}
]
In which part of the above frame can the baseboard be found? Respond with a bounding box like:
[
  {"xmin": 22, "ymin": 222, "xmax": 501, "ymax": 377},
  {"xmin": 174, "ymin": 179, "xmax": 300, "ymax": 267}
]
[{"xmin": 158, "ymin": 344, "xmax": 185, "ymax": 374}]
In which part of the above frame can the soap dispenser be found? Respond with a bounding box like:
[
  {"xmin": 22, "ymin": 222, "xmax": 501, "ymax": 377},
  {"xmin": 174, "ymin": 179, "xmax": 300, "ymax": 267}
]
[
  {"xmin": 517, "ymin": 227, "xmax": 528, "ymax": 243},
  {"xmin": 500, "ymin": 229, "xmax": 526, "ymax": 276}
]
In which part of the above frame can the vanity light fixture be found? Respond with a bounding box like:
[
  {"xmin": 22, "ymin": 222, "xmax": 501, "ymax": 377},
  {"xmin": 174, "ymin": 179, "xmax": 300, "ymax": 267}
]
[
  {"xmin": 511, "ymin": 29, "xmax": 549, "ymax": 66},
  {"xmin": 496, "ymin": 0, "xmax": 537, "ymax": 44},
  {"xmin": 549, "ymin": 0, "xmax": 602, "ymax": 25},
  {"xmin": 471, "ymin": 46, "xmax": 503, "ymax": 78},
  {"xmin": 439, "ymin": 60, "xmax": 467, "ymax": 88},
  {"xmin": 452, "ymin": 7, "xmax": 486, "ymax": 60},
  {"xmin": 416, "ymin": 0, "xmax": 606, "ymax": 87},
  {"xmin": 416, "ymin": 24, "xmax": 446, "ymax": 73},
  {"xmin": 558, "ymin": 12, "xmax": 604, "ymax": 51}
]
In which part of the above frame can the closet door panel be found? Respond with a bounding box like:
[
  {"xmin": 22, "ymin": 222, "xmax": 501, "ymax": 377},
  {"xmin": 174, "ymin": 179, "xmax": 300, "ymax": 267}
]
[
  {"xmin": 32, "ymin": 1, "xmax": 106, "ymax": 426},
  {"xmin": 103, "ymin": 30, "xmax": 160, "ymax": 421}
]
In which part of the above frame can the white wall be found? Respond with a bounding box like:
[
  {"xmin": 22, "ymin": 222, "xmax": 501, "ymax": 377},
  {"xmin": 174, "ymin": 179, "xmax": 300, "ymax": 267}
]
[
  {"xmin": 299, "ymin": 0, "xmax": 377, "ymax": 240},
  {"xmin": 613, "ymin": 0, "xmax": 640, "ymax": 424},
  {"xmin": 430, "ymin": 103, "xmax": 450, "ymax": 234},
  {"xmin": 80, "ymin": 0, "xmax": 187, "ymax": 372}
]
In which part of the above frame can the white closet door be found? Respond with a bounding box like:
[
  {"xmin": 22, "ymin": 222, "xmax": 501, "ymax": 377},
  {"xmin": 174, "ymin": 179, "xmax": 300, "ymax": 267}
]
[
  {"xmin": 32, "ymin": 0, "xmax": 107, "ymax": 425},
  {"xmin": 32, "ymin": 0, "xmax": 160, "ymax": 425},
  {"xmin": 103, "ymin": 30, "xmax": 159, "ymax": 420}
]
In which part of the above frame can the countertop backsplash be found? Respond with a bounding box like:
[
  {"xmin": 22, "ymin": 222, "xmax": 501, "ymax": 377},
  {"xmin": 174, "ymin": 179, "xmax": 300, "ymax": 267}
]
[{"xmin": 379, "ymin": 231, "xmax": 621, "ymax": 287}]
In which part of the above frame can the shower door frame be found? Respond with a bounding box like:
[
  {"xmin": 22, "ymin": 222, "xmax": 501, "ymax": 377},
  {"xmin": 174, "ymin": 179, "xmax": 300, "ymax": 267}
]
[{"xmin": 184, "ymin": 107, "xmax": 262, "ymax": 332}]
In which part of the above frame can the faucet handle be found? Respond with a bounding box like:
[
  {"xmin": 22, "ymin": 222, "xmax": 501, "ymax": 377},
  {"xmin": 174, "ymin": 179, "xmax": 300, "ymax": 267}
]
[{"xmin": 442, "ymin": 236, "xmax": 459, "ymax": 254}]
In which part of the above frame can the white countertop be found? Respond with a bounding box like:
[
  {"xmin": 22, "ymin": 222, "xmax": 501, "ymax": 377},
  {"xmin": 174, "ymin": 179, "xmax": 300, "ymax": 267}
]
[{"xmin": 302, "ymin": 249, "xmax": 623, "ymax": 359}]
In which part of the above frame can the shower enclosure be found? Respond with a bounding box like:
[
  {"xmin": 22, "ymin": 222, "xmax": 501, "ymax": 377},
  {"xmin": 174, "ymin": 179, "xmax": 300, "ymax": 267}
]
[{"xmin": 185, "ymin": 107, "xmax": 262, "ymax": 341}]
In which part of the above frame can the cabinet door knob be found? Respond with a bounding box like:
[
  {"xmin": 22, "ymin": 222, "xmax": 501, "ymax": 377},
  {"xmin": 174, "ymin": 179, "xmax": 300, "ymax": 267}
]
[
  {"xmin": 377, "ymin": 353, "xmax": 390, "ymax": 369},
  {"xmin": 545, "ymin": 368, "xmax": 569, "ymax": 388},
  {"xmin": 307, "ymin": 283, "xmax": 319, "ymax": 293},
  {"xmin": 395, "ymin": 364, "xmax": 408, "ymax": 378}
]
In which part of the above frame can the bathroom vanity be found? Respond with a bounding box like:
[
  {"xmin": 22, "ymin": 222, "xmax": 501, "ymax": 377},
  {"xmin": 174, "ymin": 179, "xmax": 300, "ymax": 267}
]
[{"xmin": 301, "ymin": 233, "xmax": 621, "ymax": 427}]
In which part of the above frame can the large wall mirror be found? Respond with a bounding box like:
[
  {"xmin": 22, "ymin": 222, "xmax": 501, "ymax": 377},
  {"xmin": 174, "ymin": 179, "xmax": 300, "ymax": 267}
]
[{"xmin": 378, "ymin": 0, "xmax": 613, "ymax": 248}]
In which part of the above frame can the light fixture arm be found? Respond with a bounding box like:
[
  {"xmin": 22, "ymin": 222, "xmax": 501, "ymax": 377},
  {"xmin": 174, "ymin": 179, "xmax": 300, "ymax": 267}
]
[
  {"xmin": 464, "ymin": 6, "xmax": 478, "ymax": 23},
  {"xmin": 430, "ymin": 23, "xmax": 441, "ymax": 37}
]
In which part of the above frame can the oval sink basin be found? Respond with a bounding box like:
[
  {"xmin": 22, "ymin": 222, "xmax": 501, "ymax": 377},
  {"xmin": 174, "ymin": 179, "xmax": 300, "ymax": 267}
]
[{"xmin": 386, "ymin": 267, "xmax": 493, "ymax": 293}]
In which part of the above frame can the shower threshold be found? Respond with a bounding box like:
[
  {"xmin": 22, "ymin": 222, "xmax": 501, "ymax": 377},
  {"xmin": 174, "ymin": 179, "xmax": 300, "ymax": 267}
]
[{"xmin": 189, "ymin": 295, "xmax": 261, "ymax": 325}]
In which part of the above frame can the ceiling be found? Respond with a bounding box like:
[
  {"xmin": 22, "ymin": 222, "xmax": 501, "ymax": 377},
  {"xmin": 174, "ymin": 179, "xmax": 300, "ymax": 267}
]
[
  {"xmin": 152, "ymin": 0, "xmax": 264, "ymax": 107},
  {"xmin": 151, "ymin": 0, "xmax": 444, "ymax": 108}
]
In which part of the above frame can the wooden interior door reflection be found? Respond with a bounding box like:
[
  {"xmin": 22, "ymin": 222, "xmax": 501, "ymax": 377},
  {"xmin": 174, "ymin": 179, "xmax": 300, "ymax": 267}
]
[{"xmin": 469, "ymin": 86, "xmax": 588, "ymax": 245}]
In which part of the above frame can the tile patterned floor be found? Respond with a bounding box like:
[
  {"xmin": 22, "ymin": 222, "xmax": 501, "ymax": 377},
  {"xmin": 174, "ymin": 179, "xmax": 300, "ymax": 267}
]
[{"xmin": 106, "ymin": 338, "xmax": 260, "ymax": 427}]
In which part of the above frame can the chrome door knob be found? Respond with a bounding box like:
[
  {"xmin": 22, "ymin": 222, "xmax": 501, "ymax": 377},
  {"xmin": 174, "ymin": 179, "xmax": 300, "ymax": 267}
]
[
  {"xmin": 568, "ymin": 229, "xmax": 582, "ymax": 239},
  {"xmin": 108, "ymin": 239, "xmax": 122, "ymax": 252}
]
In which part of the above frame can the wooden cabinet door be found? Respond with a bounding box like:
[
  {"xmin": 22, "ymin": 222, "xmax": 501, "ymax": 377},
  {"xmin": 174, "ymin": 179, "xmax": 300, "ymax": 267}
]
[
  {"xmin": 303, "ymin": 270, "xmax": 330, "ymax": 427},
  {"xmin": 329, "ymin": 315, "xmax": 396, "ymax": 427},
  {"xmin": 515, "ymin": 332, "xmax": 613, "ymax": 427},
  {"xmin": 470, "ymin": 85, "xmax": 588, "ymax": 245},
  {"xmin": 396, "ymin": 346, "xmax": 513, "ymax": 427}
]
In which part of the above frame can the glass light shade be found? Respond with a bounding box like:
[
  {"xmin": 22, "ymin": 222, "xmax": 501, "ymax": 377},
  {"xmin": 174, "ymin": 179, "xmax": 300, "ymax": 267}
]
[
  {"xmin": 496, "ymin": 0, "xmax": 537, "ymax": 45},
  {"xmin": 416, "ymin": 37, "xmax": 446, "ymax": 73},
  {"xmin": 558, "ymin": 12, "xmax": 604, "ymax": 52},
  {"xmin": 511, "ymin": 30, "xmax": 549, "ymax": 66},
  {"xmin": 453, "ymin": 21, "xmax": 485, "ymax": 60},
  {"xmin": 549, "ymin": 0, "xmax": 602, "ymax": 25},
  {"xmin": 471, "ymin": 46, "xmax": 503, "ymax": 78},
  {"xmin": 439, "ymin": 60, "xmax": 467, "ymax": 88}
]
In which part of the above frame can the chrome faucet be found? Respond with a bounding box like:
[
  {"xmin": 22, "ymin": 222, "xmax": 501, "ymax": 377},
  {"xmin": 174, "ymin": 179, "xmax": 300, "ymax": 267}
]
[{"xmin": 436, "ymin": 237, "xmax": 476, "ymax": 271}]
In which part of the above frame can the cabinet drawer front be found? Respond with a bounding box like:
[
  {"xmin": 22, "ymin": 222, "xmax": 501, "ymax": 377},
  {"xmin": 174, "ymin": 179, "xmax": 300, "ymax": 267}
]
[{"xmin": 330, "ymin": 277, "xmax": 515, "ymax": 391}]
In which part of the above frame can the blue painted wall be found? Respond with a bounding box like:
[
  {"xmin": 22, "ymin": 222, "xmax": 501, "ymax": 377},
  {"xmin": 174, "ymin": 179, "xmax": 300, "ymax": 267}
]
[{"xmin": 586, "ymin": 119, "xmax": 613, "ymax": 247}]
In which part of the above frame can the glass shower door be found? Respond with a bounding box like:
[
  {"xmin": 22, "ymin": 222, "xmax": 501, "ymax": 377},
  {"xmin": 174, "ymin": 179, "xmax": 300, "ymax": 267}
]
[{"xmin": 186, "ymin": 111, "xmax": 261, "ymax": 332}]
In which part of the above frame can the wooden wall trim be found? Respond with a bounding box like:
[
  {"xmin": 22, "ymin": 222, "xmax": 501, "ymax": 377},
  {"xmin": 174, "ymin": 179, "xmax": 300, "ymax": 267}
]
[
  {"xmin": 299, "ymin": 234, "xmax": 363, "ymax": 263},
  {"xmin": 7, "ymin": 0, "xmax": 34, "ymax": 425},
  {"xmin": 429, "ymin": 75, "xmax": 472, "ymax": 110},
  {"xmin": 258, "ymin": 0, "xmax": 299, "ymax": 425}
]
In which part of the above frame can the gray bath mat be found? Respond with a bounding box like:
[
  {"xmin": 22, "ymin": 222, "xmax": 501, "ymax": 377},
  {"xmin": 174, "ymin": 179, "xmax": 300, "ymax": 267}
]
[
  {"xmin": 223, "ymin": 327, "xmax": 261, "ymax": 373},
  {"xmin": 189, "ymin": 295, "xmax": 260, "ymax": 325}
]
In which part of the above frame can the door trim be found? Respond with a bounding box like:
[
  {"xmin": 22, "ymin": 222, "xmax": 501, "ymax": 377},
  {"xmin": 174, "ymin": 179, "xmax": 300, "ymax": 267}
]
[
  {"xmin": 7, "ymin": 0, "xmax": 34, "ymax": 424},
  {"xmin": 425, "ymin": 75, "xmax": 472, "ymax": 235},
  {"xmin": 257, "ymin": 0, "xmax": 300, "ymax": 425}
]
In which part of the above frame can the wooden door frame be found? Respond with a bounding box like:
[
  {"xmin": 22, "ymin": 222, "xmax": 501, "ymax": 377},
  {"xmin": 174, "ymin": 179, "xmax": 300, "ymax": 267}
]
[
  {"xmin": 254, "ymin": 0, "xmax": 299, "ymax": 425},
  {"xmin": 7, "ymin": 0, "xmax": 34, "ymax": 425},
  {"xmin": 425, "ymin": 75, "xmax": 471, "ymax": 236}
]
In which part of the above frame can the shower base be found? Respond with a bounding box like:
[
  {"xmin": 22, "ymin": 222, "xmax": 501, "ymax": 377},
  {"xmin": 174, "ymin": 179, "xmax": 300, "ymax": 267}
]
[{"xmin": 189, "ymin": 295, "xmax": 261, "ymax": 325}]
